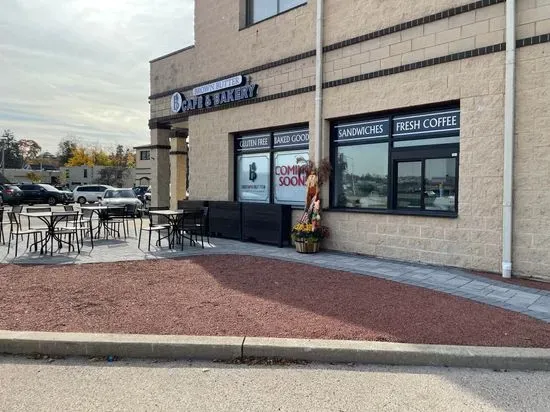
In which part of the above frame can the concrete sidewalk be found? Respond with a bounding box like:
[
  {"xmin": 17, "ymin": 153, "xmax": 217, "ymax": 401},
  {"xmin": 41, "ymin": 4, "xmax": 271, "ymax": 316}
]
[{"xmin": 2, "ymin": 232, "xmax": 550, "ymax": 322}]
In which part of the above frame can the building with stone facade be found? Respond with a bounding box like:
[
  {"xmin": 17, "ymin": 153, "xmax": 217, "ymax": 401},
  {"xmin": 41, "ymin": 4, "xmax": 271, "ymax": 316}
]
[{"xmin": 148, "ymin": 0, "xmax": 550, "ymax": 280}]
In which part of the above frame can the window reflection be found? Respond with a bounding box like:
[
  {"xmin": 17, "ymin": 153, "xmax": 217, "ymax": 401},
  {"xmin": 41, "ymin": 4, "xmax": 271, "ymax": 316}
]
[
  {"xmin": 425, "ymin": 158, "xmax": 456, "ymax": 212},
  {"xmin": 396, "ymin": 161, "xmax": 422, "ymax": 209},
  {"xmin": 333, "ymin": 143, "xmax": 388, "ymax": 209}
]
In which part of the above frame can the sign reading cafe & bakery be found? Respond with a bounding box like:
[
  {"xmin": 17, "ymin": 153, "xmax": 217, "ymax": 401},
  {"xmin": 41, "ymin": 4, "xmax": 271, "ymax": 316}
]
[{"xmin": 171, "ymin": 75, "xmax": 259, "ymax": 113}]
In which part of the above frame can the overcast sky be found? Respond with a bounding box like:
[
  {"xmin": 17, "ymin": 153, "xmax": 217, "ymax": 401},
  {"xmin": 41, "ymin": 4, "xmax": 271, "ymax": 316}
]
[{"xmin": 0, "ymin": 0, "xmax": 194, "ymax": 153}]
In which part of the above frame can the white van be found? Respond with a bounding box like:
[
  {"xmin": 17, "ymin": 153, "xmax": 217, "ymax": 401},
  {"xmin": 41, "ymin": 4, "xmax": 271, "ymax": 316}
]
[{"xmin": 73, "ymin": 185, "xmax": 114, "ymax": 204}]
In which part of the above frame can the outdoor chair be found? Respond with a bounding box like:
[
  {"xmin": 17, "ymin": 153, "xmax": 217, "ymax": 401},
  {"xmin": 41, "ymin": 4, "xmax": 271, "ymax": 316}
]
[
  {"xmin": 66, "ymin": 208, "xmax": 95, "ymax": 249},
  {"xmin": 121, "ymin": 204, "xmax": 139, "ymax": 237},
  {"xmin": 52, "ymin": 211, "xmax": 81, "ymax": 255},
  {"xmin": 25, "ymin": 206, "xmax": 51, "ymax": 232},
  {"xmin": 177, "ymin": 207, "xmax": 208, "ymax": 249},
  {"xmin": 0, "ymin": 207, "xmax": 5, "ymax": 244},
  {"xmin": 105, "ymin": 207, "xmax": 126, "ymax": 239},
  {"xmin": 138, "ymin": 213, "xmax": 171, "ymax": 251},
  {"xmin": 7, "ymin": 211, "xmax": 43, "ymax": 257}
]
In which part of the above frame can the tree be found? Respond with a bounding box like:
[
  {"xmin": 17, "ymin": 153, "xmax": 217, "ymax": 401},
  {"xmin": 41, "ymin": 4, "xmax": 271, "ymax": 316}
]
[
  {"xmin": 66, "ymin": 147, "xmax": 93, "ymax": 166},
  {"xmin": 1, "ymin": 130, "xmax": 24, "ymax": 168},
  {"xmin": 57, "ymin": 137, "xmax": 77, "ymax": 166},
  {"xmin": 25, "ymin": 171, "xmax": 42, "ymax": 183},
  {"xmin": 18, "ymin": 139, "xmax": 41, "ymax": 165},
  {"xmin": 94, "ymin": 167, "xmax": 130, "ymax": 187}
]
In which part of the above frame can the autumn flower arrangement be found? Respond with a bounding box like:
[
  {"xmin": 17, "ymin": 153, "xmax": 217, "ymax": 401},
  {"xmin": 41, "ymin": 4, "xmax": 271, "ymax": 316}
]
[
  {"xmin": 292, "ymin": 157, "xmax": 332, "ymax": 253},
  {"xmin": 291, "ymin": 222, "xmax": 330, "ymax": 242}
]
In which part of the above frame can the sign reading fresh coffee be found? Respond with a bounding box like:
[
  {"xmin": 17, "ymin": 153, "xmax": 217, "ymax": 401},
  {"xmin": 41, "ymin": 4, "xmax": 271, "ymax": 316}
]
[
  {"xmin": 393, "ymin": 110, "xmax": 460, "ymax": 137},
  {"xmin": 334, "ymin": 119, "xmax": 390, "ymax": 142},
  {"xmin": 171, "ymin": 75, "xmax": 259, "ymax": 113}
]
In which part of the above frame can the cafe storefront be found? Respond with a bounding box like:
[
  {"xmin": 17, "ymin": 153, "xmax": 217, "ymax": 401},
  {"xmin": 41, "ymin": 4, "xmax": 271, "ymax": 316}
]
[{"xmin": 148, "ymin": 0, "xmax": 550, "ymax": 280}]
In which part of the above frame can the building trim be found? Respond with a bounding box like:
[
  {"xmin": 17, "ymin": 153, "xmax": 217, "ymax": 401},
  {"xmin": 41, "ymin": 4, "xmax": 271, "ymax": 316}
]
[
  {"xmin": 169, "ymin": 151, "xmax": 188, "ymax": 155},
  {"xmin": 149, "ymin": 121, "xmax": 172, "ymax": 130},
  {"xmin": 150, "ymin": 145, "xmax": 172, "ymax": 150},
  {"xmin": 150, "ymin": 45, "xmax": 195, "ymax": 63},
  {"xmin": 149, "ymin": 0, "xmax": 504, "ymax": 100},
  {"xmin": 134, "ymin": 145, "xmax": 153, "ymax": 150},
  {"xmin": 148, "ymin": 33, "xmax": 549, "ymax": 124}
]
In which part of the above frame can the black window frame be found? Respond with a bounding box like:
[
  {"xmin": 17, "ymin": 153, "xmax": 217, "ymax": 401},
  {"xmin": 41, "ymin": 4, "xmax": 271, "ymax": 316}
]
[
  {"xmin": 140, "ymin": 150, "xmax": 150, "ymax": 160},
  {"xmin": 330, "ymin": 103, "xmax": 460, "ymax": 218},
  {"xmin": 234, "ymin": 124, "xmax": 309, "ymax": 207},
  {"xmin": 246, "ymin": 0, "xmax": 307, "ymax": 26}
]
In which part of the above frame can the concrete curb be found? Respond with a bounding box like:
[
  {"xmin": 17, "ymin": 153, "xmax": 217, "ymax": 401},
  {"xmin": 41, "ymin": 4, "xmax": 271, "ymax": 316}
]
[{"xmin": 2, "ymin": 330, "xmax": 550, "ymax": 371}]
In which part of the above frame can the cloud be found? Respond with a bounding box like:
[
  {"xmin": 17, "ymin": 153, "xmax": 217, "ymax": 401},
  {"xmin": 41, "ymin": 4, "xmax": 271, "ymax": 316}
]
[{"xmin": 0, "ymin": 0, "xmax": 194, "ymax": 152}]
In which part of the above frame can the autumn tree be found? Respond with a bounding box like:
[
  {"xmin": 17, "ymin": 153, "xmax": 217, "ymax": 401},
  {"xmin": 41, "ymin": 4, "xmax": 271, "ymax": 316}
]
[
  {"xmin": 57, "ymin": 137, "xmax": 77, "ymax": 166},
  {"xmin": 66, "ymin": 147, "xmax": 93, "ymax": 166}
]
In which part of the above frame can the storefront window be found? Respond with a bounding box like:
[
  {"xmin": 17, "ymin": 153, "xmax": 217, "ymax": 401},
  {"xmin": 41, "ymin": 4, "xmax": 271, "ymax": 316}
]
[
  {"xmin": 247, "ymin": 0, "xmax": 306, "ymax": 24},
  {"xmin": 331, "ymin": 107, "xmax": 460, "ymax": 216},
  {"xmin": 235, "ymin": 127, "xmax": 309, "ymax": 206},
  {"xmin": 333, "ymin": 143, "xmax": 388, "ymax": 209},
  {"xmin": 237, "ymin": 152, "xmax": 271, "ymax": 203}
]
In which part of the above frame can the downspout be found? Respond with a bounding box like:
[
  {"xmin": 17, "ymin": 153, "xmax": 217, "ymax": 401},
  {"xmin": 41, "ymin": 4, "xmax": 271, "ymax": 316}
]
[
  {"xmin": 314, "ymin": 0, "xmax": 324, "ymax": 167},
  {"xmin": 502, "ymin": 0, "xmax": 516, "ymax": 278}
]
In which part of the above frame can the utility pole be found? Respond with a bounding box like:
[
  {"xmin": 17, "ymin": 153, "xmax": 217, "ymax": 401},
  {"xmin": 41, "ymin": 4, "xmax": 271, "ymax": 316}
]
[{"xmin": 1, "ymin": 139, "xmax": 5, "ymax": 176}]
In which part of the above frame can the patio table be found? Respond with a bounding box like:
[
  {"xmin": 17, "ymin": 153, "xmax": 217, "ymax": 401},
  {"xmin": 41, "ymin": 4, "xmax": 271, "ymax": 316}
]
[
  {"xmin": 80, "ymin": 205, "xmax": 125, "ymax": 239},
  {"xmin": 19, "ymin": 211, "xmax": 80, "ymax": 256},
  {"xmin": 148, "ymin": 210, "xmax": 184, "ymax": 249}
]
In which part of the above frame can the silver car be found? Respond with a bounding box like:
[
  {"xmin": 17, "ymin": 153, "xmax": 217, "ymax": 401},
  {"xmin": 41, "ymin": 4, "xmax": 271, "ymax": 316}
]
[{"xmin": 98, "ymin": 188, "xmax": 143, "ymax": 216}]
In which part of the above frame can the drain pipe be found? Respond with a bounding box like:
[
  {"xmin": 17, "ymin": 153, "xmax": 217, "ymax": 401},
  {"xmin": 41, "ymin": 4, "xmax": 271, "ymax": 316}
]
[
  {"xmin": 502, "ymin": 0, "xmax": 516, "ymax": 278},
  {"xmin": 314, "ymin": 0, "xmax": 324, "ymax": 167}
]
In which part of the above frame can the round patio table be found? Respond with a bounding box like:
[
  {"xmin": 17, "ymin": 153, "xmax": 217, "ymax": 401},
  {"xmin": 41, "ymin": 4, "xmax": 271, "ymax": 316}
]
[
  {"xmin": 80, "ymin": 205, "xmax": 125, "ymax": 239},
  {"xmin": 18, "ymin": 211, "xmax": 80, "ymax": 256}
]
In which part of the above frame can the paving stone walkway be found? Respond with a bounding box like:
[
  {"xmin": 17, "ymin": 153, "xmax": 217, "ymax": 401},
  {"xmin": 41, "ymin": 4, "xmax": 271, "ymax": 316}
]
[{"xmin": 2, "ymin": 234, "xmax": 550, "ymax": 323}]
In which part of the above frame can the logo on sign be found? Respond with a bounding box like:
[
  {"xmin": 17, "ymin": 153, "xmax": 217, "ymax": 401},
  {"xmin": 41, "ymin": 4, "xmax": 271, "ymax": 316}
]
[
  {"xmin": 249, "ymin": 162, "xmax": 257, "ymax": 182},
  {"xmin": 171, "ymin": 93, "xmax": 183, "ymax": 113}
]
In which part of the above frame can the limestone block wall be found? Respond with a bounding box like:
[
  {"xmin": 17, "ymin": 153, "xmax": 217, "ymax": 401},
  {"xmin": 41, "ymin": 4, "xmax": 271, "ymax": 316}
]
[
  {"xmin": 188, "ymin": 93, "xmax": 315, "ymax": 201},
  {"xmin": 513, "ymin": 42, "xmax": 550, "ymax": 279},
  {"xmin": 320, "ymin": 52, "xmax": 505, "ymax": 274}
]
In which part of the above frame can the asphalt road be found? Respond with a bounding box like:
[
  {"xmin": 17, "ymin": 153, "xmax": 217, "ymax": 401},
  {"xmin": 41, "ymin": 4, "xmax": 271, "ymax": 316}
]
[{"xmin": 1, "ymin": 356, "xmax": 549, "ymax": 411}]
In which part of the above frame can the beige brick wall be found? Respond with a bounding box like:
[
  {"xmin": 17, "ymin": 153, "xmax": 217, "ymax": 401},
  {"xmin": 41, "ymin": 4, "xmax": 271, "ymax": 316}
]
[
  {"xmin": 188, "ymin": 93, "xmax": 315, "ymax": 201},
  {"xmin": 318, "ymin": 52, "xmax": 505, "ymax": 274},
  {"xmin": 151, "ymin": 0, "xmax": 316, "ymax": 95},
  {"xmin": 150, "ymin": 0, "xmax": 550, "ymax": 278},
  {"xmin": 513, "ymin": 42, "xmax": 550, "ymax": 280},
  {"xmin": 323, "ymin": 3, "xmax": 505, "ymax": 80}
]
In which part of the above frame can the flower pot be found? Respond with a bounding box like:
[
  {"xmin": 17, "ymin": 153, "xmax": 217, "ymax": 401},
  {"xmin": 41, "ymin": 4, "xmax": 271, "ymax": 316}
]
[{"xmin": 294, "ymin": 238, "xmax": 320, "ymax": 253}]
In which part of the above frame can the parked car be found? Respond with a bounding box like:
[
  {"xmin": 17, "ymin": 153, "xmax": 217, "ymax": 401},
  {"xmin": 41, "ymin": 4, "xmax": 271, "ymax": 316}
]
[
  {"xmin": 17, "ymin": 183, "xmax": 72, "ymax": 206},
  {"xmin": 73, "ymin": 185, "xmax": 114, "ymax": 205},
  {"xmin": 98, "ymin": 188, "xmax": 143, "ymax": 216},
  {"xmin": 132, "ymin": 185, "xmax": 151, "ymax": 205},
  {"xmin": 0, "ymin": 184, "xmax": 24, "ymax": 206}
]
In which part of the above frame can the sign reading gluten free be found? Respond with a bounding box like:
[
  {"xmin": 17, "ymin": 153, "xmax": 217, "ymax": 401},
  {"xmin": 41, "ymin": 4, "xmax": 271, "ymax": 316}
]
[{"xmin": 171, "ymin": 75, "xmax": 259, "ymax": 113}]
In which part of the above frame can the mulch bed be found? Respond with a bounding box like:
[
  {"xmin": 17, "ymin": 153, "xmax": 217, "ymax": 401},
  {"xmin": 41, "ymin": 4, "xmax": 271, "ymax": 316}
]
[{"xmin": 0, "ymin": 255, "xmax": 549, "ymax": 347}]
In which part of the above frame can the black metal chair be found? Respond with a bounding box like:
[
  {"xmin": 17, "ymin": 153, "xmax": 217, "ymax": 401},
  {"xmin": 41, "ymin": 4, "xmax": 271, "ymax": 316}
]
[
  {"xmin": 121, "ymin": 204, "xmax": 139, "ymax": 237},
  {"xmin": 66, "ymin": 208, "xmax": 95, "ymax": 249},
  {"xmin": 0, "ymin": 207, "xmax": 5, "ymax": 244},
  {"xmin": 7, "ymin": 211, "xmax": 43, "ymax": 257},
  {"xmin": 25, "ymin": 206, "xmax": 51, "ymax": 231},
  {"xmin": 52, "ymin": 212, "xmax": 81, "ymax": 255},
  {"xmin": 177, "ymin": 207, "xmax": 208, "ymax": 249},
  {"xmin": 138, "ymin": 213, "xmax": 171, "ymax": 251}
]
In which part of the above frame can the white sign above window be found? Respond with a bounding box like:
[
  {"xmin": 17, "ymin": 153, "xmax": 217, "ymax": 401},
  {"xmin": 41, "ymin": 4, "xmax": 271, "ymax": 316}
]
[{"xmin": 192, "ymin": 75, "xmax": 244, "ymax": 96}]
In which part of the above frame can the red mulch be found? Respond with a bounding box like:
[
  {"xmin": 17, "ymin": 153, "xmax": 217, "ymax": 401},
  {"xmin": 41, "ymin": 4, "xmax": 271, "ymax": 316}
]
[{"xmin": 0, "ymin": 256, "xmax": 549, "ymax": 347}]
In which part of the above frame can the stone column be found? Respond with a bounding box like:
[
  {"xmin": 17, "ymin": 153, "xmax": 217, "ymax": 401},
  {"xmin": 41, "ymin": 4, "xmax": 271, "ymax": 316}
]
[
  {"xmin": 150, "ymin": 125, "xmax": 171, "ymax": 209},
  {"xmin": 169, "ymin": 129, "xmax": 188, "ymax": 210}
]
